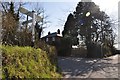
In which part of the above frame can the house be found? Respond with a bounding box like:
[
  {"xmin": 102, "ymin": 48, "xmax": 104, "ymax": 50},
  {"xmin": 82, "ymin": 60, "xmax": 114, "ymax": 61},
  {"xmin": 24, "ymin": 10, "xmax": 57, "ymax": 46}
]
[{"xmin": 41, "ymin": 29, "xmax": 62, "ymax": 46}]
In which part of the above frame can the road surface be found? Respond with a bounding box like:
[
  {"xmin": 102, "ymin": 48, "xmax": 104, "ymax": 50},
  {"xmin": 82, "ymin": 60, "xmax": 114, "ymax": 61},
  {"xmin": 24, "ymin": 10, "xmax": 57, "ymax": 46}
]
[{"xmin": 58, "ymin": 54, "xmax": 119, "ymax": 78}]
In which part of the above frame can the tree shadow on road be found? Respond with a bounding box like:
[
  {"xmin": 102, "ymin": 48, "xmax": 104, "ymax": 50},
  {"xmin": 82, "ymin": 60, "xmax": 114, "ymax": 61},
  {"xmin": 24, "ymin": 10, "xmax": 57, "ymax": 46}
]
[{"xmin": 58, "ymin": 55, "xmax": 119, "ymax": 78}]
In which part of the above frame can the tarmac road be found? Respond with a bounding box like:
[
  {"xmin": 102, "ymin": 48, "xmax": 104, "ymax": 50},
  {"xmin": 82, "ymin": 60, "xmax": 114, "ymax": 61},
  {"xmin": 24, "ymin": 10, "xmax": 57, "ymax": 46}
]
[{"xmin": 58, "ymin": 54, "xmax": 119, "ymax": 78}]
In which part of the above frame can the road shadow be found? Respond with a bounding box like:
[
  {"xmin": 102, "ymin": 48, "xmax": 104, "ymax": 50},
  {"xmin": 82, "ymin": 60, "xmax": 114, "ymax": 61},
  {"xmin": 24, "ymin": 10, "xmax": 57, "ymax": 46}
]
[{"xmin": 58, "ymin": 55, "xmax": 119, "ymax": 78}]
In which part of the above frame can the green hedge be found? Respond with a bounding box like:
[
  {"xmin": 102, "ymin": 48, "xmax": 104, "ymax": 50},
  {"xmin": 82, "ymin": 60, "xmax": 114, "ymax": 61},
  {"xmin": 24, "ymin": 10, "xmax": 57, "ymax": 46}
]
[
  {"xmin": 58, "ymin": 38, "xmax": 72, "ymax": 56},
  {"xmin": 0, "ymin": 45, "xmax": 61, "ymax": 79}
]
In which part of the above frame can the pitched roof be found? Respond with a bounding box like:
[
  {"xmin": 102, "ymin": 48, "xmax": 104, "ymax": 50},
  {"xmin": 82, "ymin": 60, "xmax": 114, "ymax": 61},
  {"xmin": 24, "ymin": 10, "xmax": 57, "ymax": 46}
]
[{"xmin": 42, "ymin": 32, "xmax": 62, "ymax": 38}]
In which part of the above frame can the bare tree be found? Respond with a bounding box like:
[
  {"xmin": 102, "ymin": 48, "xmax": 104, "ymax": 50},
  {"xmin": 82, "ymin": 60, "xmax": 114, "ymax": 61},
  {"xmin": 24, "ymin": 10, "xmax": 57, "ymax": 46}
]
[{"xmin": 32, "ymin": 3, "xmax": 50, "ymax": 39}]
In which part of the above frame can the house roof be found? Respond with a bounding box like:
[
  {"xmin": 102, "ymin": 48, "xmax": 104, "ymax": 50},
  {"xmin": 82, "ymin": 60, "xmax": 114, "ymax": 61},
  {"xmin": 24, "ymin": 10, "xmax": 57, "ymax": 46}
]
[{"xmin": 42, "ymin": 32, "xmax": 62, "ymax": 38}]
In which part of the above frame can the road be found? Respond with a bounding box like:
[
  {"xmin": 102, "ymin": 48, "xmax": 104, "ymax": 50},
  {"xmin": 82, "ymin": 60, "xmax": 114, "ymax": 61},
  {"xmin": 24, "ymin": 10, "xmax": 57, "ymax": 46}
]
[{"xmin": 58, "ymin": 54, "xmax": 119, "ymax": 78}]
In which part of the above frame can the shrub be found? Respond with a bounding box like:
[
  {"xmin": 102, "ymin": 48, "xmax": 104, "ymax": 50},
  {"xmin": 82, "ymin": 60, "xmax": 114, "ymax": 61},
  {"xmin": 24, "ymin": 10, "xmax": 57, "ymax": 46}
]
[
  {"xmin": 34, "ymin": 40, "xmax": 57, "ymax": 65},
  {"xmin": 0, "ymin": 45, "xmax": 61, "ymax": 79},
  {"xmin": 58, "ymin": 37, "xmax": 72, "ymax": 56},
  {"xmin": 86, "ymin": 43, "xmax": 113, "ymax": 58},
  {"xmin": 71, "ymin": 46, "xmax": 87, "ymax": 57}
]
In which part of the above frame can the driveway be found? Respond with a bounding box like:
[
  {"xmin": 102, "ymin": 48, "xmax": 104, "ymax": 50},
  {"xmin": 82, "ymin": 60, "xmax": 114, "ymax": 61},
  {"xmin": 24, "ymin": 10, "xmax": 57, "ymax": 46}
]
[{"xmin": 58, "ymin": 54, "xmax": 119, "ymax": 78}]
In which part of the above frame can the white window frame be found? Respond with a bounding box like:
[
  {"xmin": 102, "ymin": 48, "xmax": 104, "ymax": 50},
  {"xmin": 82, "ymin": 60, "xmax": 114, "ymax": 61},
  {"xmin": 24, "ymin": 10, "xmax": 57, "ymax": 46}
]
[
  {"xmin": 46, "ymin": 38, "xmax": 49, "ymax": 42},
  {"xmin": 52, "ymin": 37, "xmax": 55, "ymax": 41}
]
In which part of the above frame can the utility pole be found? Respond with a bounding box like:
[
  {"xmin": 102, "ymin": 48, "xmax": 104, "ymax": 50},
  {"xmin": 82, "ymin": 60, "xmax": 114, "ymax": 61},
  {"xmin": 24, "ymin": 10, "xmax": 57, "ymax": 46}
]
[{"xmin": 32, "ymin": 11, "xmax": 35, "ymax": 45}]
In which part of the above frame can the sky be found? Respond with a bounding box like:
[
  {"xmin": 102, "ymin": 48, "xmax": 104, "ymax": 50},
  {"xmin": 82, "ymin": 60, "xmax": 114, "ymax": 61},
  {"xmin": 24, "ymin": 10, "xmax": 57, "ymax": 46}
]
[
  {"xmin": 23, "ymin": 2, "xmax": 78, "ymax": 36},
  {"xmin": 16, "ymin": 0, "xmax": 119, "ymax": 48},
  {"xmin": 2, "ymin": 0, "xmax": 119, "ymax": 48},
  {"xmin": 22, "ymin": 0, "xmax": 119, "ymax": 37}
]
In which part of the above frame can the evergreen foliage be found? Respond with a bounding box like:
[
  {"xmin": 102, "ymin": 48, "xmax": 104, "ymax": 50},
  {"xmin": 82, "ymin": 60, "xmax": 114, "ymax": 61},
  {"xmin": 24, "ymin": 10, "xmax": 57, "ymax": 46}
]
[{"xmin": 63, "ymin": 2, "xmax": 116, "ymax": 57}]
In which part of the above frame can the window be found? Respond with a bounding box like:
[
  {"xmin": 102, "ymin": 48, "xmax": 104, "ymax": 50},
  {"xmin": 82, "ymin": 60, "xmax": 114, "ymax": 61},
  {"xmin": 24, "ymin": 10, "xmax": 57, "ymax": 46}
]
[
  {"xmin": 46, "ymin": 38, "xmax": 49, "ymax": 42},
  {"xmin": 52, "ymin": 37, "xmax": 55, "ymax": 41}
]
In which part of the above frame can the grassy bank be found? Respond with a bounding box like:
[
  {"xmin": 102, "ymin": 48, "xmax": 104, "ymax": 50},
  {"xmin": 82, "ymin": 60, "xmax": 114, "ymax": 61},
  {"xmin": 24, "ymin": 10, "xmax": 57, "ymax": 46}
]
[{"xmin": 0, "ymin": 45, "xmax": 61, "ymax": 79}]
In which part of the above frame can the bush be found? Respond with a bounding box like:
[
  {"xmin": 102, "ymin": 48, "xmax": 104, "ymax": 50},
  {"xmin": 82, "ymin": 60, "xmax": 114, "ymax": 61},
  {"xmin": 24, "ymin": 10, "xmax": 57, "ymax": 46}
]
[
  {"xmin": 58, "ymin": 37, "xmax": 72, "ymax": 56},
  {"xmin": 86, "ymin": 43, "xmax": 113, "ymax": 58},
  {"xmin": 71, "ymin": 47, "xmax": 87, "ymax": 57},
  {"xmin": 102, "ymin": 45, "xmax": 113, "ymax": 57},
  {"xmin": 86, "ymin": 43, "xmax": 102, "ymax": 58},
  {"xmin": 0, "ymin": 45, "xmax": 61, "ymax": 79},
  {"xmin": 34, "ymin": 40, "xmax": 57, "ymax": 65}
]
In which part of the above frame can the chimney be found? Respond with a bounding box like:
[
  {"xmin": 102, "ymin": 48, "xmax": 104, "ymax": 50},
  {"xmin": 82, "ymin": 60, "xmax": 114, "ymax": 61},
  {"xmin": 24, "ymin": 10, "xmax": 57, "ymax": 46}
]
[
  {"xmin": 48, "ymin": 31, "xmax": 50, "ymax": 35},
  {"xmin": 57, "ymin": 29, "xmax": 60, "ymax": 34},
  {"xmin": 81, "ymin": 0, "xmax": 92, "ymax": 2}
]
